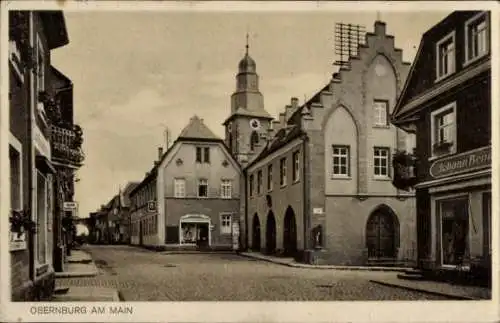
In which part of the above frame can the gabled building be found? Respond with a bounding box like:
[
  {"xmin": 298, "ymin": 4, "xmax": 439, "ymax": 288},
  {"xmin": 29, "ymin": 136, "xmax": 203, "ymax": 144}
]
[
  {"xmin": 130, "ymin": 116, "xmax": 241, "ymax": 250},
  {"xmin": 391, "ymin": 11, "xmax": 491, "ymax": 285},
  {"xmin": 239, "ymin": 21, "xmax": 418, "ymax": 266},
  {"xmin": 8, "ymin": 10, "xmax": 75, "ymax": 301}
]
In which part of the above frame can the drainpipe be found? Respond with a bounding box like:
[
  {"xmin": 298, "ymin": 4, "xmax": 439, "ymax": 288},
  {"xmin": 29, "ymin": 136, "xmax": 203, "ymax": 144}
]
[
  {"xmin": 302, "ymin": 134, "xmax": 311, "ymax": 263},
  {"xmin": 27, "ymin": 11, "xmax": 35, "ymax": 282}
]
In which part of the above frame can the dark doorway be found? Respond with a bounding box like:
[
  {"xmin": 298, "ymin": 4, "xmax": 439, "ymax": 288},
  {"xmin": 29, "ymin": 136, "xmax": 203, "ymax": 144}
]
[
  {"xmin": 198, "ymin": 223, "xmax": 209, "ymax": 249},
  {"xmin": 266, "ymin": 211, "xmax": 277, "ymax": 254},
  {"xmin": 283, "ymin": 207, "xmax": 298, "ymax": 257},
  {"xmin": 366, "ymin": 205, "xmax": 399, "ymax": 260},
  {"xmin": 252, "ymin": 214, "xmax": 261, "ymax": 251}
]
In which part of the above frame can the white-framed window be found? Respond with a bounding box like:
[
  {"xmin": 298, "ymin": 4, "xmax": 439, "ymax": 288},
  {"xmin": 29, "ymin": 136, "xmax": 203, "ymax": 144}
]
[
  {"xmin": 221, "ymin": 179, "xmax": 232, "ymax": 199},
  {"xmin": 430, "ymin": 102, "xmax": 457, "ymax": 157},
  {"xmin": 292, "ymin": 151, "xmax": 300, "ymax": 182},
  {"xmin": 332, "ymin": 145, "xmax": 350, "ymax": 177},
  {"xmin": 465, "ymin": 12, "xmax": 489, "ymax": 65},
  {"xmin": 197, "ymin": 178, "xmax": 208, "ymax": 198},
  {"xmin": 267, "ymin": 164, "xmax": 273, "ymax": 191},
  {"xmin": 36, "ymin": 170, "xmax": 47, "ymax": 264},
  {"xmin": 373, "ymin": 100, "xmax": 389, "ymax": 127},
  {"xmin": 436, "ymin": 31, "xmax": 456, "ymax": 81},
  {"xmin": 373, "ymin": 147, "xmax": 390, "ymax": 178},
  {"xmin": 220, "ymin": 213, "xmax": 232, "ymax": 234},
  {"xmin": 257, "ymin": 170, "xmax": 263, "ymax": 194},
  {"xmin": 174, "ymin": 178, "xmax": 186, "ymax": 198},
  {"xmin": 279, "ymin": 158, "xmax": 287, "ymax": 187}
]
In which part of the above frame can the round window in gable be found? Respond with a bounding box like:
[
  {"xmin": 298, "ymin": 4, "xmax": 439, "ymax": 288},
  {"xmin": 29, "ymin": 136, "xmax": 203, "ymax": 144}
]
[
  {"xmin": 176, "ymin": 158, "xmax": 183, "ymax": 166},
  {"xmin": 222, "ymin": 160, "xmax": 229, "ymax": 167}
]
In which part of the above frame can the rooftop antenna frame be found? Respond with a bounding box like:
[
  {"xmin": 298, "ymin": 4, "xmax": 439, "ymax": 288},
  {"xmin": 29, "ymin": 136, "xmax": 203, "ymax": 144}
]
[{"xmin": 333, "ymin": 23, "xmax": 366, "ymax": 69}]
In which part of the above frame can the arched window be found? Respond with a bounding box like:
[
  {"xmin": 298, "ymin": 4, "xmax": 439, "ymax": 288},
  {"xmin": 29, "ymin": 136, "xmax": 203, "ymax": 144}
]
[{"xmin": 250, "ymin": 131, "xmax": 259, "ymax": 151}]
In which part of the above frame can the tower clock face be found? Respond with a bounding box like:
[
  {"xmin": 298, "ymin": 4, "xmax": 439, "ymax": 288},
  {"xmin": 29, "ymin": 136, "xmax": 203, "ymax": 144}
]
[{"xmin": 249, "ymin": 119, "xmax": 261, "ymax": 130}]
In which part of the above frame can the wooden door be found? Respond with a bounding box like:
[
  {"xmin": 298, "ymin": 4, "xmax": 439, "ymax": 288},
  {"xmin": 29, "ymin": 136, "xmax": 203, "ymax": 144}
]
[{"xmin": 366, "ymin": 212, "xmax": 395, "ymax": 259}]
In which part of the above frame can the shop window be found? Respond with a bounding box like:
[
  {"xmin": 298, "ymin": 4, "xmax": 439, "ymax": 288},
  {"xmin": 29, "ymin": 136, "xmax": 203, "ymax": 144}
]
[
  {"xmin": 436, "ymin": 31, "xmax": 456, "ymax": 81},
  {"xmin": 431, "ymin": 102, "xmax": 457, "ymax": 157},
  {"xmin": 439, "ymin": 197, "xmax": 469, "ymax": 267},
  {"xmin": 220, "ymin": 214, "xmax": 232, "ymax": 234},
  {"xmin": 482, "ymin": 192, "xmax": 491, "ymax": 255},
  {"xmin": 465, "ymin": 12, "xmax": 489, "ymax": 64}
]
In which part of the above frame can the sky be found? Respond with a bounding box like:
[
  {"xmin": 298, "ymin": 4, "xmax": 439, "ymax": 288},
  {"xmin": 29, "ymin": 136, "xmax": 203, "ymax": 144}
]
[{"xmin": 50, "ymin": 10, "xmax": 449, "ymax": 218}]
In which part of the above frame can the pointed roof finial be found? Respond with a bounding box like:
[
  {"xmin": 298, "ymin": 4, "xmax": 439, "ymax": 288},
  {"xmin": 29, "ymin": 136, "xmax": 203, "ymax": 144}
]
[{"xmin": 245, "ymin": 32, "xmax": 249, "ymax": 55}]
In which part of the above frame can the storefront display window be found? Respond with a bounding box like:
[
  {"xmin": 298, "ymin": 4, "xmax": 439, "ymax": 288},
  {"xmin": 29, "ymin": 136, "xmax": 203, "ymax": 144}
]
[
  {"xmin": 440, "ymin": 197, "xmax": 469, "ymax": 266},
  {"xmin": 181, "ymin": 223, "xmax": 198, "ymax": 244}
]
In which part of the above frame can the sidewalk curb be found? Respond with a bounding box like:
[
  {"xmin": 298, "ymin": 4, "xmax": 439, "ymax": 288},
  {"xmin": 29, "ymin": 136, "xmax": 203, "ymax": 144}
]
[
  {"xmin": 239, "ymin": 253, "xmax": 408, "ymax": 272},
  {"xmin": 51, "ymin": 287, "xmax": 121, "ymax": 302},
  {"xmin": 369, "ymin": 279, "xmax": 476, "ymax": 300},
  {"xmin": 160, "ymin": 251, "xmax": 236, "ymax": 255},
  {"xmin": 55, "ymin": 270, "xmax": 99, "ymax": 278}
]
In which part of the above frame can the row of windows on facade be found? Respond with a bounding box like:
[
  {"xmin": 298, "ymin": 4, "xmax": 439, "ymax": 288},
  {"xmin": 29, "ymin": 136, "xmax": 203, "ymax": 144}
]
[
  {"xmin": 436, "ymin": 12, "xmax": 488, "ymax": 81},
  {"xmin": 249, "ymin": 151, "xmax": 301, "ymax": 196},
  {"xmin": 173, "ymin": 179, "xmax": 233, "ymax": 199},
  {"xmin": 130, "ymin": 213, "xmax": 234, "ymax": 236}
]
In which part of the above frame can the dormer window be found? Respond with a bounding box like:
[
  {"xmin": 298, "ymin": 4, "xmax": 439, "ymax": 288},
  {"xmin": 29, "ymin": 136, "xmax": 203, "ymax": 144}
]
[
  {"xmin": 465, "ymin": 12, "xmax": 489, "ymax": 65},
  {"xmin": 436, "ymin": 31, "xmax": 455, "ymax": 81}
]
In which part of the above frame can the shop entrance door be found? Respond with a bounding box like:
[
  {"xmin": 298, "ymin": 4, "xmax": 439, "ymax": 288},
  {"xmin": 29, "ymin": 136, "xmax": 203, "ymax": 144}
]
[
  {"xmin": 198, "ymin": 223, "xmax": 209, "ymax": 248},
  {"xmin": 440, "ymin": 198, "xmax": 469, "ymax": 266}
]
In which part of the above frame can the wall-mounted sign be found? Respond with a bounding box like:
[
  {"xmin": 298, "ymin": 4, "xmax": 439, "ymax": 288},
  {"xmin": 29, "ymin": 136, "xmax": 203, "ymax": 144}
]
[
  {"xmin": 63, "ymin": 201, "xmax": 78, "ymax": 211},
  {"xmin": 313, "ymin": 208, "xmax": 324, "ymax": 215},
  {"xmin": 430, "ymin": 146, "xmax": 491, "ymax": 179},
  {"xmin": 147, "ymin": 200, "xmax": 156, "ymax": 213},
  {"xmin": 10, "ymin": 232, "xmax": 27, "ymax": 251}
]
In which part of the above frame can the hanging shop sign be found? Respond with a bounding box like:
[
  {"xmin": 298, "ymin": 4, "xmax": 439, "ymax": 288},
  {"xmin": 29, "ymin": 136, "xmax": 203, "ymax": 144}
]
[
  {"xmin": 63, "ymin": 201, "xmax": 78, "ymax": 211},
  {"xmin": 429, "ymin": 146, "xmax": 491, "ymax": 179}
]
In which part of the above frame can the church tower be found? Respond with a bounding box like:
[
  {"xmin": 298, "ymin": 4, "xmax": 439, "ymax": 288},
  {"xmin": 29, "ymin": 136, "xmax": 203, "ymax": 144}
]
[{"xmin": 223, "ymin": 34, "xmax": 273, "ymax": 166}]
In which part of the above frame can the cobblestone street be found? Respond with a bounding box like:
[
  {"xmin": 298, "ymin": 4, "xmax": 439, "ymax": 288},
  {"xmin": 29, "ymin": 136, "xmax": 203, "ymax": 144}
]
[{"xmin": 55, "ymin": 246, "xmax": 450, "ymax": 301}]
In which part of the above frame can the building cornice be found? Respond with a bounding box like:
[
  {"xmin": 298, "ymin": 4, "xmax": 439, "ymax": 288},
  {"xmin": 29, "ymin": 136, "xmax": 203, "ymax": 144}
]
[
  {"xmin": 393, "ymin": 59, "xmax": 490, "ymax": 124},
  {"xmin": 415, "ymin": 169, "xmax": 491, "ymax": 190}
]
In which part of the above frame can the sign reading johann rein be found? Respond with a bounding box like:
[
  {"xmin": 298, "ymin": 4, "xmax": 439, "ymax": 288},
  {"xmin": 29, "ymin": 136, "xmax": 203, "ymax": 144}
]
[{"xmin": 430, "ymin": 146, "xmax": 491, "ymax": 179}]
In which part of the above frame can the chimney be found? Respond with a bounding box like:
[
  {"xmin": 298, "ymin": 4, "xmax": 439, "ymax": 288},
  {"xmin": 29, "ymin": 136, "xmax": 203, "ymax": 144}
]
[
  {"xmin": 158, "ymin": 147, "xmax": 163, "ymax": 160},
  {"xmin": 291, "ymin": 97, "xmax": 299, "ymax": 109},
  {"xmin": 374, "ymin": 21, "xmax": 386, "ymax": 36}
]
